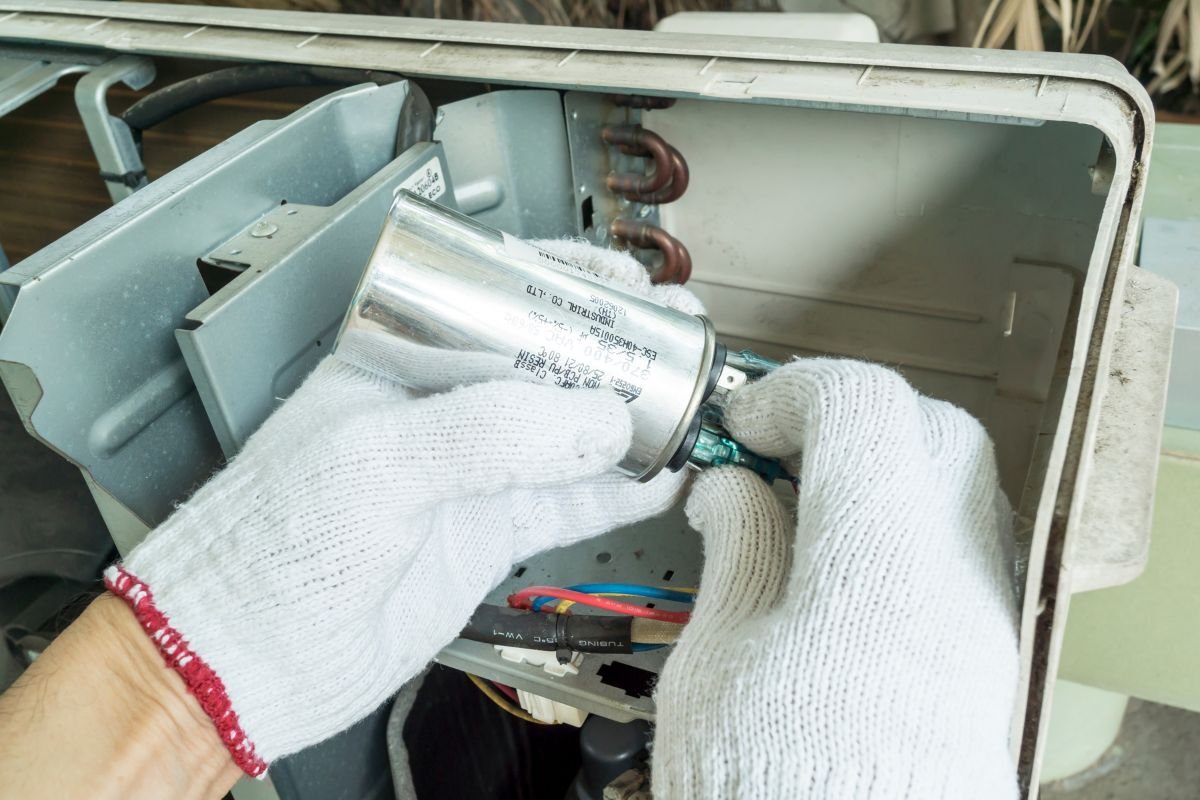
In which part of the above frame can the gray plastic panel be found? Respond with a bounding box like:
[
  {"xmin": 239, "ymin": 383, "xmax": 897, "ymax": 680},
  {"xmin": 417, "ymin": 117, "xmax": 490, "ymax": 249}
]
[
  {"xmin": 177, "ymin": 142, "xmax": 456, "ymax": 457},
  {"xmin": 0, "ymin": 81, "xmax": 418, "ymax": 526},
  {"xmin": 436, "ymin": 89, "xmax": 578, "ymax": 239}
]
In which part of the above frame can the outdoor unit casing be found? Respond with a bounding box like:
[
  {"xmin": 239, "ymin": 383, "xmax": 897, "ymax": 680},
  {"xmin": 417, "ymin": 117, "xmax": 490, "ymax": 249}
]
[{"xmin": 0, "ymin": 4, "xmax": 1177, "ymax": 795}]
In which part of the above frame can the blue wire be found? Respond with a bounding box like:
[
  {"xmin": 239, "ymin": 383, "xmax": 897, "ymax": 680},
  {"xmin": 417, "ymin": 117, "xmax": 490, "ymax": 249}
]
[
  {"xmin": 632, "ymin": 643, "xmax": 666, "ymax": 652},
  {"xmin": 529, "ymin": 583, "xmax": 696, "ymax": 612}
]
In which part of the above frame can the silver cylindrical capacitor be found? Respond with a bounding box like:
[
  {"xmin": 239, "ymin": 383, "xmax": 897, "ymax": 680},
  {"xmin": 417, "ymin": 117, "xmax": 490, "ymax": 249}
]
[{"xmin": 336, "ymin": 192, "xmax": 720, "ymax": 481}]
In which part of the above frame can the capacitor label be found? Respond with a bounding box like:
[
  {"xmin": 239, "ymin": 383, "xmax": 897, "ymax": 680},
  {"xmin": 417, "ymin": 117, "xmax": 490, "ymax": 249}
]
[{"xmin": 497, "ymin": 236, "xmax": 659, "ymax": 400}]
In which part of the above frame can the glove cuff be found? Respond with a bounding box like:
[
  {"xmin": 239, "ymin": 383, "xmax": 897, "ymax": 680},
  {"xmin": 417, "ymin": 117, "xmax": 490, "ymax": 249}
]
[{"xmin": 103, "ymin": 565, "xmax": 268, "ymax": 778}]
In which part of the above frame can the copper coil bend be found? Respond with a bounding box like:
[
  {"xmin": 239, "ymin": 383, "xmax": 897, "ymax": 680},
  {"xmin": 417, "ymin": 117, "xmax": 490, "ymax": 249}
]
[{"xmin": 610, "ymin": 219, "xmax": 692, "ymax": 285}]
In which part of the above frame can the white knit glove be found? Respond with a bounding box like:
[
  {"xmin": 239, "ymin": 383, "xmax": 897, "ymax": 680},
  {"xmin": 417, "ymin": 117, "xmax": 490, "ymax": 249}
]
[
  {"xmin": 104, "ymin": 240, "xmax": 699, "ymax": 777},
  {"xmin": 652, "ymin": 359, "xmax": 1020, "ymax": 799}
]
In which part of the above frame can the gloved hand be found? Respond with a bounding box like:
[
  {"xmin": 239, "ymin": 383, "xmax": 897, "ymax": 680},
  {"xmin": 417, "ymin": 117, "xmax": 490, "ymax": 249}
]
[
  {"xmin": 104, "ymin": 240, "xmax": 699, "ymax": 777},
  {"xmin": 652, "ymin": 359, "xmax": 1020, "ymax": 799}
]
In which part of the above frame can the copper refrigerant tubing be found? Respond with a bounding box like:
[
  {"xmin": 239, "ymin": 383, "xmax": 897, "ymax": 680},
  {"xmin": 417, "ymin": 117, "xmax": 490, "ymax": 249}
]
[
  {"xmin": 628, "ymin": 142, "xmax": 689, "ymax": 204},
  {"xmin": 611, "ymin": 219, "xmax": 693, "ymax": 284},
  {"xmin": 602, "ymin": 126, "xmax": 691, "ymax": 205},
  {"xmin": 603, "ymin": 125, "xmax": 676, "ymax": 196},
  {"xmin": 601, "ymin": 116, "xmax": 693, "ymax": 284}
]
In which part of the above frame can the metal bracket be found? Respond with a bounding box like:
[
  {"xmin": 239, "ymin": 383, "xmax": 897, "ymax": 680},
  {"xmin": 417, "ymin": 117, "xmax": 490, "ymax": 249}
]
[
  {"xmin": 564, "ymin": 92, "xmax": 692, "ymax": 282},
  {"xmin": 0, "ymin": 80, "xmax": 420, "ymax": 528},
  {"xmin": 564, "ymin": 92, "xmax": 657, "ymax": 249},
  {"xmin": 200, "ymin": 204, "xmax": 319, "ymax": 273},
  {"xmin": 178, "ymin": 141, "xmax": 456, "ymax": 457},
  {"xmin": 0, "ymin": 54, "xmax": 91, "ymax": 117},
  {"xmin": 73, "ymin": 55, "xmax": 155, "ymax": 202}
]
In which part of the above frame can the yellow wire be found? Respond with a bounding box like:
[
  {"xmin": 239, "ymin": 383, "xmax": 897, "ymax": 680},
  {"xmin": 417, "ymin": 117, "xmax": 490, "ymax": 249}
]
[
  {"xmin": 553, "ymin": 592, "xmax": 637, "ymax": 614},
  {"xmin": 465, "ymin": 673, "xmax": 552, "ymax": 725},
  {"xmin": 551, "ymin": 589, "xmax": 697, "ymax": 615}
]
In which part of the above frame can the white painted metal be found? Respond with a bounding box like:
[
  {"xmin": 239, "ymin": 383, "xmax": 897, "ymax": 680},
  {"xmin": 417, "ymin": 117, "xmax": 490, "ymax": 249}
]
[{"xmin": 655, "ymin": 11, "xmax": 881, "ymax": 42}]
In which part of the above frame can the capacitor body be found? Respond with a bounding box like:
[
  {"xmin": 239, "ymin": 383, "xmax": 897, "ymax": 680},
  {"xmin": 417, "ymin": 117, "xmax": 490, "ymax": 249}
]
[{"xmin": 336, "ymin": 192, "xmax": 718, "ymax": 480}]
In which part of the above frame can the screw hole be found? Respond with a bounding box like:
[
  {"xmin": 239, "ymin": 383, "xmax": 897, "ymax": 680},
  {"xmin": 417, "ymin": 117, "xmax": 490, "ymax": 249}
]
[
  {"xmin": 662, "ymin": 570, "xmax": 674, "ymax": 581},
  {"xmin": 514, "ymin": 566, "xmax": 526, "ymax": 578},
  {"xmin": 596, "ymin": 552, "xmax": 612, "ymax": 564}
]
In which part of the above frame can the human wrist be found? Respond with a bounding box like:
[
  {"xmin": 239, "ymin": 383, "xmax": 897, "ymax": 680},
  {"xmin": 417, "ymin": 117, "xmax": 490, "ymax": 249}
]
[
  {"xmin": 88, "ymin": 592, "xmax": 243, "ymax": 794},
  {"xmin": 0, "ymin": 592, "xmax": 241, "ymax": 800}
]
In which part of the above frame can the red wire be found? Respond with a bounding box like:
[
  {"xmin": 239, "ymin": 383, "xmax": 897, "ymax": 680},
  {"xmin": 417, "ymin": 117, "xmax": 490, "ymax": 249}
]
[
  {"xmin": 507, "ymin": 586, "xmax": 691, "ymax": 624},
  {"xmin": 491, "ymin": 681, "xmax": 520, "ymax": 703}
]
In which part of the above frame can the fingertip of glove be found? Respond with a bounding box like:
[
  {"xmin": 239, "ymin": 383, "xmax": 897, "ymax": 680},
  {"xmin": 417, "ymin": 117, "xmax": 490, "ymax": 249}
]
[
  {"xmin": 721, "ymin": 373, "xmax": 797, "ymax": 456},
  {"xmin": 723, "ymin": 357, "xmax": 921, "ymax": 454},
  {"xmin": 685, "ymin": 466, "xmax": 776, "ymax": 530}
]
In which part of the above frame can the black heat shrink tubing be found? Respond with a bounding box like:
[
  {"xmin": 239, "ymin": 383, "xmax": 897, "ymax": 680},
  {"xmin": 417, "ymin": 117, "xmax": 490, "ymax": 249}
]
[{"xmin": 460, "ymin": 604, "xmax": 634, "ymax": 654}]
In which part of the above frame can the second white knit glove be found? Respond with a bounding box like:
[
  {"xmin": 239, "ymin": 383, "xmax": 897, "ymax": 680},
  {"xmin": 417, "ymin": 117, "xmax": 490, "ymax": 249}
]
[
  {"xmin": 652, "ymin": 359, "xmax": 1020, "ymax": 799},
  {"xmin": 104, "ymin": 239, "xmax": 700, "ymax": 776}
]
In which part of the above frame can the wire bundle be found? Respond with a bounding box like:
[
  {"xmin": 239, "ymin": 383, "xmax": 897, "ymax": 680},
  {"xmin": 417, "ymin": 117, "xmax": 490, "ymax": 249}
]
[
  {"xmin": 507, "ymin": 583, "xmax": 693, "ymax": 652},
  {"xmin": 465, "ymin": 583, "xmax": 695, "ymax": 723},
  {"xmin": 508, "ymin": 583, "xmax": 694, "ymax": 624}
]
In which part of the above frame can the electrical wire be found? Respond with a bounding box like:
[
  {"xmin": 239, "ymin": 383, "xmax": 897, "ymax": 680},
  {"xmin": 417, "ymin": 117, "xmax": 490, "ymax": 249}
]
[
  {"xmin": 465, "ymin": 673, "xmax": 551, "ymax": 725},
  {"xmin": 531, "ymin": 583, "xmax": 695, "ymax": 612},
  {"xmin": 550, "ymin": 594, "xmax": 639, "ymax": 614},
  {"xmin": 121, "ymin": 64, "xmax": 405, "ymax": 135},
  {"xmin": 550, "ymin": 593, "xmax": 670, "ymax": 615},
  {"xmin": 508, "ymin": 586, "xmax": 691, "ymax": 624}
]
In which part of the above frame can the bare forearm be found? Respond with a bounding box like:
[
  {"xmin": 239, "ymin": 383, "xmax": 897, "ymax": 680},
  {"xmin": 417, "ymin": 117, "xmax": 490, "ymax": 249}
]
[{"xmin": 0, "ymin": 593, "xmax": 241, "ymax": 800}]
